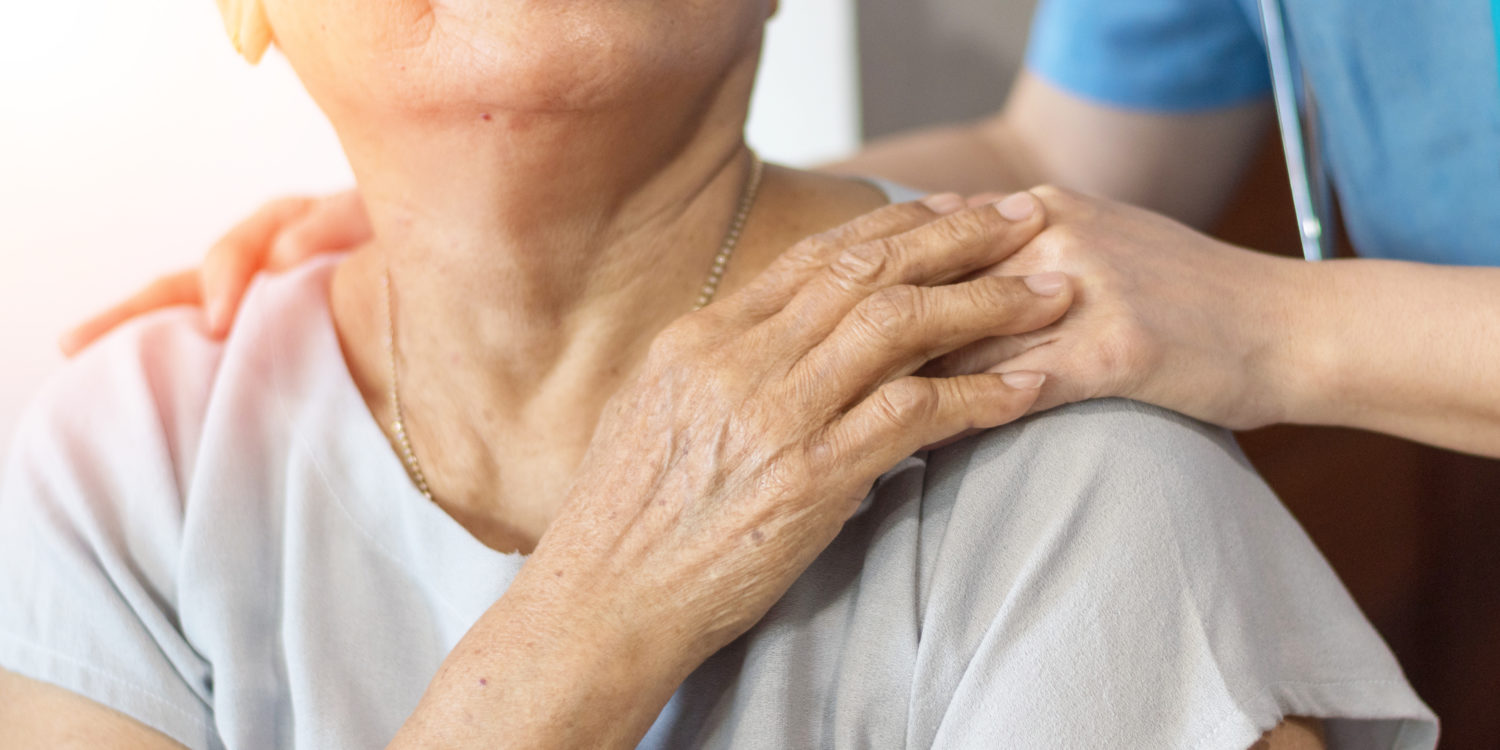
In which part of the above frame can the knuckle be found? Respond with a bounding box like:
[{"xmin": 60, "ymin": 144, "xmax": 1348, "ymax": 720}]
[
  {"xmin": 1032, "ymin": 184, "xmax": 1105, "ymax": 223},
  {"xmin": 828, "ymin": 241, "xmax": 892, "ymax": 287},
  {"xmin": 887, "ymin": 200, "xmax": 943, "ymax": 224},
  {"xmin": 1093, "ymin": 316, "xmax": 1157, "ymax": 385},
  {"xmin": 968, "ymin": 275, "xmax": 1026, "ymax": 311},
  {"xmin": 930, "ymin": 207, "xmax": 1000, "ymax": 245},
  {"xmin": 1030, "ymin": 184, "xmax": 1073, "ymax": 203},
  {"xmin": 853, "ymin": 284, "xmax": 924, "ymax": 341},
  {"xmin": 874, "ymin": 379, "xmax": 938, "ymax": 425},
  {"xmin": 647, "ymin": 319, "xmax": 703, "ymax": 361},
  {"xmin": 267, "ymin": 234, "xmax": 305, "ymax": 266},
  {"xmin": 1043, "ymin": 222, "xmax": 1088, "ymax": 251},
  {"xmin": 855, "ymin": 201, "xmax": 936, "ymax": 235},
  {"xmin": 787, "ymin": 232, "xmax": 841, "ymax": 267},
  {"xmin": 756, "ymin": 454, "xmax": 811, "ymax": 500}
]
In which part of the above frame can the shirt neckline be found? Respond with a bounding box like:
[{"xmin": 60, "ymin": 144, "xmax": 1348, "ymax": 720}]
[{"xmin": 262, "ymin": 256, "xmax": 526, "ymax": 625}]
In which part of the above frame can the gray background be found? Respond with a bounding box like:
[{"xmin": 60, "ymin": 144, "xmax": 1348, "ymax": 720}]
[{"xmin": 858, "ymin": 0, "xmax": 1040, "ymax": 138}]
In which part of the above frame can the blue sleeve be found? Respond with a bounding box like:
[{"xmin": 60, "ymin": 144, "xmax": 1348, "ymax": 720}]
[{"xmin": 1025, "ymin": 0, "xmax": 1273, "ymax": 112}]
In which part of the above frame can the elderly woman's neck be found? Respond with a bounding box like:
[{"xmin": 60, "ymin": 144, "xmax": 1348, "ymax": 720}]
[
  {"xmin": 365, "ymin": 128, "xmax": 751, "ymax": 372},
  {"xmin": 324, "ymin": 43, "xmax": 766, "ymax": 387},
  {"xmin": 328, "ymin": 109, "xmax": 886, "ymax": 550}
]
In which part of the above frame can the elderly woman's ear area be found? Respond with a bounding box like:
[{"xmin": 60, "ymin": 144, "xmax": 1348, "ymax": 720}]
[{"xmin": 217, "ymin": 0, "xmax": 273, "ymax": 64}]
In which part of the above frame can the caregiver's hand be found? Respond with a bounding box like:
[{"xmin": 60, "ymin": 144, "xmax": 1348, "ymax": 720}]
[
  {"xmin": 930, "ymin": 186, "xmax": 1305, "ymax": 431},
  {"xmin": 391, "ymin": 197, "xmax": 1074, "ymax": 750},
  {"xmin": 58, "ymin": 189, "xmax": 370, "ymax": 355}
]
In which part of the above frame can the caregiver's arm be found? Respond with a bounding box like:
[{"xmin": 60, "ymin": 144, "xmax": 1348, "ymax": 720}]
[
  {"xmin": 59, "ymin": 191, "xmax": 371, "ymax": 353},
  {"xmin": 830, "ymin": 72, "xmax": 1273, "ymax": 230},
  {"xmin": 1283, "ymin": 258, "xmax": 1500, "ymax": 456}
]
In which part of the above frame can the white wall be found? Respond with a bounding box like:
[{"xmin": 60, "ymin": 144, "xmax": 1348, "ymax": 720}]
[
  {"xmin": 0, "ymin": 1, "xmax": 858, "ymax": 457},
  {"xmin": 750, "ymin": 2, "xmax": 861, "ymax": 166}
]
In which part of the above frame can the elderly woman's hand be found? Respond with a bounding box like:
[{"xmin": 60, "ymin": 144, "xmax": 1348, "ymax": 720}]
[{"xmin": 395, "ymin": 195, "xmax": 1075, "ymax": 749}]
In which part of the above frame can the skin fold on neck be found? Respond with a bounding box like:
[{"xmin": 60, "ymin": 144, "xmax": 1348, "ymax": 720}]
[{"xmin": 324, "ymin": 35, "xmax": 886, "ymax": 555}]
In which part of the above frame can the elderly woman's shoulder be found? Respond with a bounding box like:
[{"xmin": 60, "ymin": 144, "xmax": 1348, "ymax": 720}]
[
  {"xmin": 829, "ymin": 400, "xmax": 1433, "ymax": 749},
  {"xmin": 925, "ymin": 397, "xmax": 1266, "ymax": 519},
  {"xmin": 6, "ymin": 260, "xmax": 340, "ymax": 488},
  {"xmin": 908, "ymin": 397, "xmax": 1281, "ymax": 593}
]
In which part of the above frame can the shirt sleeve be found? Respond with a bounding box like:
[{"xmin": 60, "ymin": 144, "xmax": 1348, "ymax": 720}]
[
  {"xmin": 0, "ymin": 313, "xmax": 225, "ymax": 750},
  {"xmin": 909, "ymin": 399, "xmax": 1438, "ymax": 749},
  {"xmin": 1025, "ymin": 0, "xmax": 1273, "ymax": 111}
]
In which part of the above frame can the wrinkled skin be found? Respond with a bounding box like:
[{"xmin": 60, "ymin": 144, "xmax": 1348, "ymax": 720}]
[
  {"xmin": 389, "ymin": 196, "xmax": 1074, "ymax": 747},
  {"xmin": 532, "ymin": 200, "xmax": 1064, "ymax": 655}
]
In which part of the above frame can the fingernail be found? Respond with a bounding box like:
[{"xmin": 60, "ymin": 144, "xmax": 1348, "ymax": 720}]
[
  {"xmin": 1024, "ymin": 272, "xmax": 1067, "ymax": 296},
  {"xmin": 920, "ymin": 193, "xmax": 965, "ymax": 215},
  {"xmin": 995, "ymin": 192, "xmax": 1037, "ymax": 221},
  {"xmin": 1001, "ymin": 371, "xmax": 1047, "ymax": 390}
]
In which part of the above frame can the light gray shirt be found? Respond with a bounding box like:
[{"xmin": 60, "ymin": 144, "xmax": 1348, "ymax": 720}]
[{"xmin": 0, "ymin": 255, "xmax": 1436, "ymax": 749}]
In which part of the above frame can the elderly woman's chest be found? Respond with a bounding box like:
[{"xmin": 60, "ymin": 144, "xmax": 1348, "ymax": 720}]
[
  {"xmin": 641, "ymin": 459, "xmax": 933, "ymax": 749},
  {"xmin": 174, "ymin": 457, "xmax": 523, "ymax": 748}
]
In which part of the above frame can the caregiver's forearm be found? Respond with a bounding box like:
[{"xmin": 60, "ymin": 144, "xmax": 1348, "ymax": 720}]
[
  {"xmin": 1283, "ymin": 258, "xmax": 1500, "ymax": 458},
  {"xmin": 825, "ymin": 73, "xmax": 1273, "ymax": 230}
]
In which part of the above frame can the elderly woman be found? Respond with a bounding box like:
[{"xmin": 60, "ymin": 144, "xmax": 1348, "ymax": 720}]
[{"xmin": 0, "ymin": 1, "xmax": 1433, "ymax": 748}]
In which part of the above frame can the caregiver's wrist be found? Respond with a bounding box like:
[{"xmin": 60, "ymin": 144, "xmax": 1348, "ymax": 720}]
[{"xmin": 1253, "ymin": 255, "xmax": 1344, "ymax": 427}]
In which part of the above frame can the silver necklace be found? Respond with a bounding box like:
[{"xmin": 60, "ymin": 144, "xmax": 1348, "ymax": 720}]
[{"xmin": 384, "ymin": 152, "xmax": 765, "ymax": 502}]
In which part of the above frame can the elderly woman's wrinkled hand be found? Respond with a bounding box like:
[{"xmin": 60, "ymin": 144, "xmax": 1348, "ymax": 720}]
[{"xmin": 496, "ymin": 196, "xmax": 1072, "ymax": 679}]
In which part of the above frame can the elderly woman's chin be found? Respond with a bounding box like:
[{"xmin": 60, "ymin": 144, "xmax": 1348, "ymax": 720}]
[{"xmin": 264, "ymin": 0, "xmax": 772, "ymax": 115}]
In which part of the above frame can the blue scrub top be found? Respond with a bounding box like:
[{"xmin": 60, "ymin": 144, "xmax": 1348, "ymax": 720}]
[{"xmin": 1026, "ymin": 0, "xmax": 1500, "ymax": 267}]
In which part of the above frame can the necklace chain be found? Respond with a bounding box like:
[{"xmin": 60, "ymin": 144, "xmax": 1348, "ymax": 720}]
[{"xmin": 384, "ymin": 152, "xmax": 765, "ymax": 502}]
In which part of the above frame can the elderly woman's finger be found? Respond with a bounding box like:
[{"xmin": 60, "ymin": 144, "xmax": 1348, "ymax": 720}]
[
  {"xmin": 796, "ymin": 273, "xmax": 1072, "ymax": 410},
  {"xmin": 985, "ymin": 339, "xmax": 1113, "ymax": 418},
  {"xmin": 818, "ymin": 372, "xmax": 1045, "ymax": 484},
  {"xmin": 769, "ymin": 194, "xmax": 1045, "ymax": 350},
  {"xmin": 916, "ymin": 328, "xmax": 1057, "ymax": 379},
  {"xmin": 266, "ymin": 190, "xmax": 372, "ymax": 269},
  {"xmin": 59, "ymin": 269, "xmax": 202, "ymax": 356},
  {"xmin": 200, "ymin": 197, "xmax": 318, "ymax": 336},
  {"xmin": 725, "ymin": 197, "xmax": 964, "ymax": 319}
]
